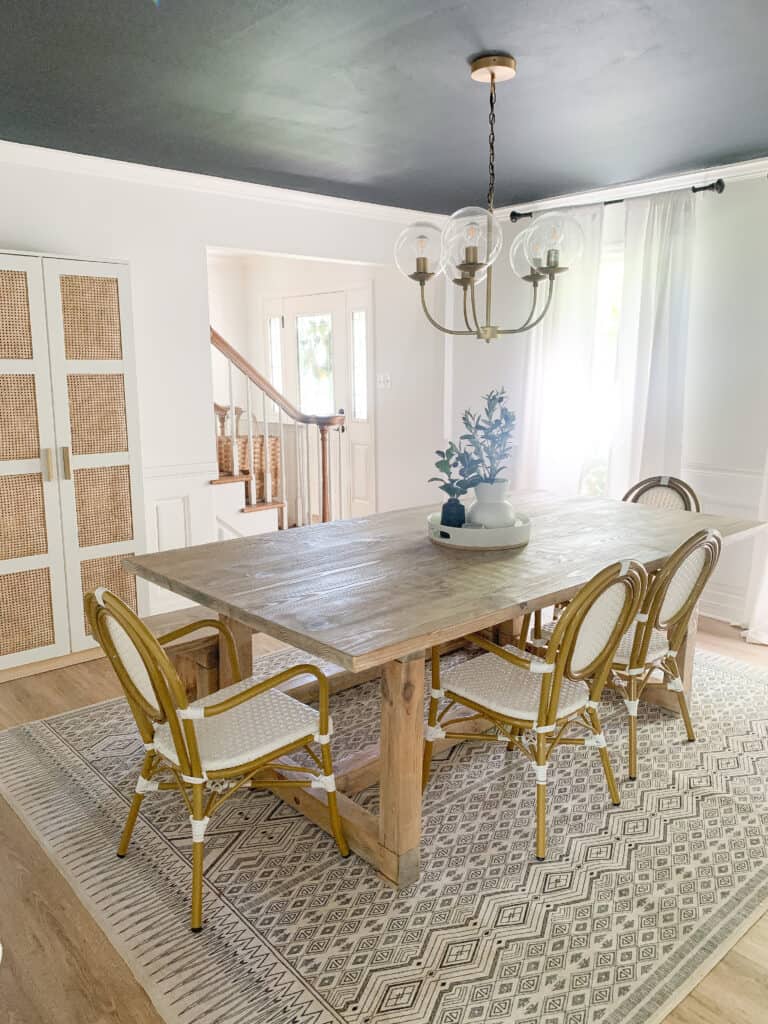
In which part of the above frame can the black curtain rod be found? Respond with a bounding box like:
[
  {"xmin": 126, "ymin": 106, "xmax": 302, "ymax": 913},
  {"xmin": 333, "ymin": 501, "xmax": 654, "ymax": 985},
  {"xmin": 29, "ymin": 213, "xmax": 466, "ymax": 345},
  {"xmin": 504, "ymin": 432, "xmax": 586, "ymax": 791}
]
[{"xmin": 508, "ymin": 178, "xmax": 725, "ymax": 222}]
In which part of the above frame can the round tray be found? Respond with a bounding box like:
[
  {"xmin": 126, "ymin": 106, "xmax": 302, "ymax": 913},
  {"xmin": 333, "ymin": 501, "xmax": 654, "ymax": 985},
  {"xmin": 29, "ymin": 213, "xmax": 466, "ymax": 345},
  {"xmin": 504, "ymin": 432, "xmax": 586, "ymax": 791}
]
[{"xmin": 427, "ymin": 511, "xmax": 531, "ymax": 551}]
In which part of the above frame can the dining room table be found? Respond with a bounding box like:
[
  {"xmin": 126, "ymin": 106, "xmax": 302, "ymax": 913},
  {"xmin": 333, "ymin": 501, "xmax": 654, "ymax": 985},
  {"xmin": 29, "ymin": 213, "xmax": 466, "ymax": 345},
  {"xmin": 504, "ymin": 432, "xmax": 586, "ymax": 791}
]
[{"xmin": 124, "ymin": 491, "xmax": 764, "ymax": 887}]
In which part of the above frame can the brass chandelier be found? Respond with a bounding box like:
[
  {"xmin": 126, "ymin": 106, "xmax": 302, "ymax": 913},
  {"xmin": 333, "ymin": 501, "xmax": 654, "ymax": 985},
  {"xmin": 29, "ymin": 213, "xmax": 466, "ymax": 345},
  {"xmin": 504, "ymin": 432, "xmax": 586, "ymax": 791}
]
[{"xmin": 394, "ymin": 53, "xmax": 584, "ymax": 342}]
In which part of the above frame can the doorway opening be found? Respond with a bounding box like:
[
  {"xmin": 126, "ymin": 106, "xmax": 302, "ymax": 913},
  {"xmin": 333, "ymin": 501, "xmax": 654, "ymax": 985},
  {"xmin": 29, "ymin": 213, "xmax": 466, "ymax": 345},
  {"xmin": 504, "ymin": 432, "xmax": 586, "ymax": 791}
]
[{"xmin": 207, "ymin": 251, "xmax": 377, "ymax": 529}]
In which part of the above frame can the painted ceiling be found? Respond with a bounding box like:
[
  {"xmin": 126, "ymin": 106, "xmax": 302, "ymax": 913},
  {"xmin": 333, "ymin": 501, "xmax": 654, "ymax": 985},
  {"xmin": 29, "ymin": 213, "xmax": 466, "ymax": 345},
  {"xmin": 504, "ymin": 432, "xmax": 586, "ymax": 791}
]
[{"xmin": 2, "ymin": 1, "xmax": 767, "ymax": 212}]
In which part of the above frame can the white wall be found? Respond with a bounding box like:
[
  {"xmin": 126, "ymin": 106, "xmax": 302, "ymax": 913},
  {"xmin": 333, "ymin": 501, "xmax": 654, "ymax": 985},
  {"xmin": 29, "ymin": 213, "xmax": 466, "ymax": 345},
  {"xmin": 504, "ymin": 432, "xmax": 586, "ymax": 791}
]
[
  {"xmin": 447, "ymin": 220, "xmax": 531, "ymax": 449},
  {"xmin": 0, "ymin": 142, "xmax": 443, "ymax": 610},
  {"xmin": 683, "ymin": 176, "xmax": 768, "ymax": 620},
  {"xmin": 207, "ymin": 251, "xmax": 447, "ymax": 513},
  {"xmin": 208, "ymin": 256, "xmax": 249, "ymax": 407}
]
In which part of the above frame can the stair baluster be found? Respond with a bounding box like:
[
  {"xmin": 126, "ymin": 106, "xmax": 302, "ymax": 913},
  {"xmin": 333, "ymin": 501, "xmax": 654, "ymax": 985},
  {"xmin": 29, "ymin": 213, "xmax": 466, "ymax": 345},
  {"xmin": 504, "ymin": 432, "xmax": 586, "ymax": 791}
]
[{"xmin": 210, "ymin": 326, "xmax": 344, "ymax": 527}]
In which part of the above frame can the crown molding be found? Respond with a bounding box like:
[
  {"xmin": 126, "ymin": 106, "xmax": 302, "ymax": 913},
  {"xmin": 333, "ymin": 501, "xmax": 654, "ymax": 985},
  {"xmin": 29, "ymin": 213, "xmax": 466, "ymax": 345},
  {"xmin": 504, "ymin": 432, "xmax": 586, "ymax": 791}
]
[
  {"xmin": 495, "ymin": 155, "xmax": 768, "ymax": 217},
  {"xmin": 0, "ymin": 140, "xmax": 438, "ymax": 225}
]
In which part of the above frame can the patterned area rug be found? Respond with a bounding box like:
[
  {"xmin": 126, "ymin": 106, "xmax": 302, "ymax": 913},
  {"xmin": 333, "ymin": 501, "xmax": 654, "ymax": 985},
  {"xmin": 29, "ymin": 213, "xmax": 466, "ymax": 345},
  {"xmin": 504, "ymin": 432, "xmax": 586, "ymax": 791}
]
[{"xmin": 2, "ymin": 650, "xmax": 768, "ymax": 1024}]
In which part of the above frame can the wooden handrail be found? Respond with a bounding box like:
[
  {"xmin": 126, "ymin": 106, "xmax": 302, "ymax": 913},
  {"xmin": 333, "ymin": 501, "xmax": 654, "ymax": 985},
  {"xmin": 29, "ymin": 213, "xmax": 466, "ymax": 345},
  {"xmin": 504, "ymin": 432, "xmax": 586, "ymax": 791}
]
[{"xmin": 210, "ymin": 327, "xmax": 344, "ymax": 427}]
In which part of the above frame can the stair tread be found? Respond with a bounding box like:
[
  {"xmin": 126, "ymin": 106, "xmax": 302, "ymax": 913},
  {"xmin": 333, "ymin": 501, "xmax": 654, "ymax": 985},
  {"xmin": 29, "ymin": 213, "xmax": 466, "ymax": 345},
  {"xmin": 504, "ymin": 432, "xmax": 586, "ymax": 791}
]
[
  {"xmin": 210, "ymin": 473, "xmax": 251, "ymax": 486},
  {"xmin": 240, "ymin": 500, "xmax": 286, "ymax": 513}
]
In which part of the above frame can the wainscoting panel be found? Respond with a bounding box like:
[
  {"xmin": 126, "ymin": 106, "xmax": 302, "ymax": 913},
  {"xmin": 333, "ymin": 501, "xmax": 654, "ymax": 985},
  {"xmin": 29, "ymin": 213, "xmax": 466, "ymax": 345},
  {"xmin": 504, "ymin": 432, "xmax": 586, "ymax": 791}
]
[
  {"xmin": 142, "ymin": 462, "xmax": 216, "ymax": 614},
  {"xmin": 683, "ymin": 463, "xmax": 763, "ymax": 622}
]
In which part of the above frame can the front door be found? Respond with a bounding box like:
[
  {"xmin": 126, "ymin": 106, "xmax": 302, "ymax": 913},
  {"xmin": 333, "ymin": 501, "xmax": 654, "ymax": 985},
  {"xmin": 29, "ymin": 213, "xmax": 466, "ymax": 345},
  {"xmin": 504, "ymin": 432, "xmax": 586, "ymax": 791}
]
[{"xmin": 279, "ymin": 289, "xmax": 376, "ymax": 519}]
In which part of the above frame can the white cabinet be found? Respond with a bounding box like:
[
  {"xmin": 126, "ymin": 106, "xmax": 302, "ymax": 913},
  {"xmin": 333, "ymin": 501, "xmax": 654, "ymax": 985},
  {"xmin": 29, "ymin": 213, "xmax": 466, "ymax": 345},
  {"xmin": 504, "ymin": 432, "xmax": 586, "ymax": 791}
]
[{"xmin": 0, "ymin": 253, "xmax": 144, "ymax": 670}]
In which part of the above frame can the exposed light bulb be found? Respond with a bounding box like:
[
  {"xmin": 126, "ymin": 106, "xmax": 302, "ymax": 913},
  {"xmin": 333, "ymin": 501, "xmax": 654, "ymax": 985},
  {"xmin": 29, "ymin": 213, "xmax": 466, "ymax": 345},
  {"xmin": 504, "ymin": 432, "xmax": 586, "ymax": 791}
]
[
  {"xmin": 465, "ymin": 221, "xmax": 479, "ymax": 240},
  {"xmin": 415, "ymin": 234, "xmax": 428, "ymax": 256}
]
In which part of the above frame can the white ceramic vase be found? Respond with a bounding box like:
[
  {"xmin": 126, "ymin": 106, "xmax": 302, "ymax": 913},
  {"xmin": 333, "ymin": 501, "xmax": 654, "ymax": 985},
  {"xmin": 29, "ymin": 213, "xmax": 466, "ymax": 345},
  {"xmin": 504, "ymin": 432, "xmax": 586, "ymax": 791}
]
[{"xmin": 466, "ymin": 480, "xmax": 516, "ymax": 528}]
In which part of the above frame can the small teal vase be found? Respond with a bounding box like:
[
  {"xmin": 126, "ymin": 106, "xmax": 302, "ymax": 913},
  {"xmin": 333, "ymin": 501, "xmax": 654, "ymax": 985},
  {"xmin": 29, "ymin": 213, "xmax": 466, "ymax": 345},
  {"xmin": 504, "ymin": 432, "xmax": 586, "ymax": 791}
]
[{"xmin": 440, "ymin": 497, "xmax": 466, "ymax": 529}]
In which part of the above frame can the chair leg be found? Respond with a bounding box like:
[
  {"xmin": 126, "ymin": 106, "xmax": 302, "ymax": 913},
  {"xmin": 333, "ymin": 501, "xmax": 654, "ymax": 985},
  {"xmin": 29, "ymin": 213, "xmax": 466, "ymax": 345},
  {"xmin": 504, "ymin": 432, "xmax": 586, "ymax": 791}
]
[
  {"xmin": 321, "ymin": 742, "xmax": 350, "ymax": 857},
  {"xmin": 589, "ymin": 708, "xmax": 621, "ymax": 806},
  {"xmin": 117, "ymin": 750, "xmax": 155, "ymax": 858},
  {"xmin": 535, "ymin": 781, "xmax": 547, "ymax": 860},
  {"xmin": 190, "ymin": 783, "xmax": 207, "ymax": 933},
  {"xmin": 676, "ymin": 690, "xmax": 696, "ymax": 742},
  {"xmin": 422, "ymin": 659, "xmax": 441, "ymax": 791},
  {"xmin": 667, "ymin": 659, "xmax": 696, "ymax": 742},
  {"xmin": 598, "ymin": 745, "xmax": 621, "ymax": 807},
  {"xmin": 627, "ymin": 713, "xmax": 638, "ymax": 781},
  {"xmin": 534, "ymin": 734, "xmax": 548, "ymax": 860},
  {"xmin": 624, "ymin": 679, "xmax": 639, "ymax": 781}
]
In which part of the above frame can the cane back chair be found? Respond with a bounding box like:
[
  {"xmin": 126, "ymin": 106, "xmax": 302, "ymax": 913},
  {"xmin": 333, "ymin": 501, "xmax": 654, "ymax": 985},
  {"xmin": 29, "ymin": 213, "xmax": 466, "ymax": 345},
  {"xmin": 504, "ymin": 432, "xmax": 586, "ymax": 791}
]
[
  {"xmin": 541, "ymin": 476, "xmax": 701, "ymax": 633},
  {"xmin": 609, "ymin": 529, "xmax": 722, "ymax": 779},
  {"xmin": 86, "ymin": 589, "xmax": 349, "ymax": 931},
  {"xmin": 623, "ymin": 475, "xmax": 701, "ymax": 512},
  {"xmin": 423, "ymin": 560, "xmax": 646, "ymax": 860}
]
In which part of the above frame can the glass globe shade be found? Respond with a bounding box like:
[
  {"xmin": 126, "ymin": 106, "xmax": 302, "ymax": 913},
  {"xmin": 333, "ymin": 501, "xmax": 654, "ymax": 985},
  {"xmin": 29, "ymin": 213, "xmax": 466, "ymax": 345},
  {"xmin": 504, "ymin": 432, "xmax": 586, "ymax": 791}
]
[
  {"xmin": 524, "ymin": 212, "xmax": 585, "ymax": 270},
  {"xmin": 393, "ymin": 222, "xmax": 444, "ymax": 279},
  {"xmin": 441, "ymin": 206, "xmax": 503, "ymax": 271},
  {"xmin": 509, "ymin": 227, "xmax": 534, "ymax": 279}
]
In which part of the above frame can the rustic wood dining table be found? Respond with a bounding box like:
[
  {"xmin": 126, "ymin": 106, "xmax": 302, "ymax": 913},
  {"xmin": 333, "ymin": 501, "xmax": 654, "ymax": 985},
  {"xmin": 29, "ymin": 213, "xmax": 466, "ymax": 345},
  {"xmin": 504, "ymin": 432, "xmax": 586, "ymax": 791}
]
[{"xmin": 124, "ymin": 492, "xmax": 763, "ymax": 887}]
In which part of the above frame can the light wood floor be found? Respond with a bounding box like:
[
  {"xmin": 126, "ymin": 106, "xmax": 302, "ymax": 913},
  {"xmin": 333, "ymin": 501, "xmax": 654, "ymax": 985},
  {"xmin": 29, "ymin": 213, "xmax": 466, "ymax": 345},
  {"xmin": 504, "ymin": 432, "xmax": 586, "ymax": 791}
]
[{"xmin": 1, "ymin": 624, "xmax": 767, "ymax": 1023}]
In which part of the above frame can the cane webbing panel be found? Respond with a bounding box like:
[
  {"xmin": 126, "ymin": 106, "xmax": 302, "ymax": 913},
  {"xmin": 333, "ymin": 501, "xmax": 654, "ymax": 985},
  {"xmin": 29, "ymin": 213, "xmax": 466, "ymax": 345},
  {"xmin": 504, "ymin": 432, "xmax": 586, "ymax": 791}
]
[
  {"xmin": 0, "ymin": 567, "xmax": 55, "ymax": 656},
  {"xmin": 81, "ymin": 553, "xmax": 136, "ymax": 635},
  {"xmin": 0, "ymin": 473, "xmax": 47, "ymax": 559},
  {"xmin": 0, "ymin": 374, "xmax": 40, "ymax": 459},
  {"xmin": 67, "ymin": 374, "xmax": 128, "ymax": 455},
  {"xmin": 0, "ymin": 270, "xmax": 34, "ymax": 359},
  {"xmin": 74, "ymin": 465, "xmax": 133, "ymax": 548},
  {"xmin": 61, "ymin": 275, "xmax": 123, "ymax": 360}
]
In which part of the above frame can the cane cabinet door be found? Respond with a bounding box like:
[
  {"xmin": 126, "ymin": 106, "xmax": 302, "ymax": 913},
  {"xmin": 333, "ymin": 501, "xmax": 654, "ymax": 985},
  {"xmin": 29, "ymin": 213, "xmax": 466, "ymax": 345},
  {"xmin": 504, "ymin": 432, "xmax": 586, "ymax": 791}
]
[
  {"xmin": 0, "ymin": 256, "xmax": 71, "ymax": 669},
  {"xmin": 43, "ymin": 259, "xmax": 145, "ymax": 651}
]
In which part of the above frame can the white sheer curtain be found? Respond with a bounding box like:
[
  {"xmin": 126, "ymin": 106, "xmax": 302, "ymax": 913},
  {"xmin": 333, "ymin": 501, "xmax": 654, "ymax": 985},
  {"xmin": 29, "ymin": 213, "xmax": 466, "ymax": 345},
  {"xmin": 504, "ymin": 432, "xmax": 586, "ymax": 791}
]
[
  {"xmin": 514, "ymin": 204, "xmax": 605, "ymax": 493},
  {"xmin": 607, "ymin": 190, "xmax": 697, "ymax": 496}
]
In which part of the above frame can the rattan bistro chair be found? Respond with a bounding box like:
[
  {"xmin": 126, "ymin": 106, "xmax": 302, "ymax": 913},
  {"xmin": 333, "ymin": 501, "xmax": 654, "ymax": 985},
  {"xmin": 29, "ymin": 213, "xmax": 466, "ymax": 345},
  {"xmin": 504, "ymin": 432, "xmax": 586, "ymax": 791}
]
[
  {"xmin": 86, "ymin": 589, "xmax": 349, "ymax": 932},
  {"xmin": 609, "ymin": 529, "xmax": 722, "ymax": 780},
  {"xmin": 423, "ymin": 561, "xmax": 646, "ymax": 860},
  {"xmin": 623, "ymin": 475, "xmax": 701, "ymax": 512}
]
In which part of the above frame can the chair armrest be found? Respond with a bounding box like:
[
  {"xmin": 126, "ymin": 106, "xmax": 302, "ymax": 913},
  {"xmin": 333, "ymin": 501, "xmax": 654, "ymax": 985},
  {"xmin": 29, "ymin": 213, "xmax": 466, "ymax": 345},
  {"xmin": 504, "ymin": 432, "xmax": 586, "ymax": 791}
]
[
  {"xmin": 182, "ymin": 663, "xmax": 328, "ymax": 719},
  {"xmin": 157, "ymin": 618, "xmax": 243, "ymax": 684},
  {"xmin": 465, "ymin": 632, "xmax": 554, "ymax": 673}
]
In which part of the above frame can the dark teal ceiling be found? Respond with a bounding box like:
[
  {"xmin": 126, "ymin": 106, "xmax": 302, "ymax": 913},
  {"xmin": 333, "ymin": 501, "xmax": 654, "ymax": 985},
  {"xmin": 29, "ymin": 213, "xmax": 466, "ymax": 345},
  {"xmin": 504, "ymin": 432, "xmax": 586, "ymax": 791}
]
[{"xmin": 2, "ymin": 1, "xmax": 767, "ymax": 212}]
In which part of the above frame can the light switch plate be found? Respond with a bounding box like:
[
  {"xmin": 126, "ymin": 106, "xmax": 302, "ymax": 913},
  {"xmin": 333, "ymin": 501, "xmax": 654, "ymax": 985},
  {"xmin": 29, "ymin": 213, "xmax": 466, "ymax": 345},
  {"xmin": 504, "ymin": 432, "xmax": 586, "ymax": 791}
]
[{"xmin": 376, "ymin": 373, "xmax": 392, "ymax": 389}]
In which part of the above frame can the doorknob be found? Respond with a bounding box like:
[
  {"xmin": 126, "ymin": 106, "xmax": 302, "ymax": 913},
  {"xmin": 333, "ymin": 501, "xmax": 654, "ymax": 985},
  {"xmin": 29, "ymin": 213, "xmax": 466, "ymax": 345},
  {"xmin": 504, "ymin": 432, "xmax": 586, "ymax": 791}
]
[{"xmin": 338, "ymin": 408, "xmax": 346, "ymax": 433}]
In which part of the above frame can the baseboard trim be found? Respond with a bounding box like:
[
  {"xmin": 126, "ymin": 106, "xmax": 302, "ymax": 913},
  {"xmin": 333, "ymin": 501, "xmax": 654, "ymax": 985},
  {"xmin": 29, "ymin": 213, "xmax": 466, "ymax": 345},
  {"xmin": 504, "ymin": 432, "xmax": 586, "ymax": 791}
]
[{"xmin": 0, "ymin": 646, "xmax": 105, "ymax": 685}]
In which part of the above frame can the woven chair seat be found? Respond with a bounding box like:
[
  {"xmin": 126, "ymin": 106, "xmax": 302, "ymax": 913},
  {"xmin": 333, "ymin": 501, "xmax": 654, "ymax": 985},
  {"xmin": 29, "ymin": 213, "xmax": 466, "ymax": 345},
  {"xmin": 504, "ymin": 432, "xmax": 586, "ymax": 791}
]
[
  {"xmin": 536, "ymin": 620, "xmax": 669, "ymax": 668},
  {"xmin": 442, "ymin": 647, "xmax": 590, "ymax": 721},
  {"xmin": 154, "ymin": 675, "xmax": 320, "ymax": 773}
]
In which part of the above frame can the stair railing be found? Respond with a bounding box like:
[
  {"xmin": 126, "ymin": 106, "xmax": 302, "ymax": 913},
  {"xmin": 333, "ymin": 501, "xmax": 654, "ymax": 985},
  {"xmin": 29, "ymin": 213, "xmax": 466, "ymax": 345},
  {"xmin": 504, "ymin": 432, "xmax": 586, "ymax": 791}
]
[{"xmin": 211, "ymin": 327, "xmax": 345, "ymax": 525}]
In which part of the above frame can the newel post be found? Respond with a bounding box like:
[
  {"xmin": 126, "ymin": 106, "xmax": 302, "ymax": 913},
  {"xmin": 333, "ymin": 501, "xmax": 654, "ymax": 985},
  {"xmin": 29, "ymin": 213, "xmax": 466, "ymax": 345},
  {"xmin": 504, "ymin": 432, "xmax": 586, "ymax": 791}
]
[{"xmin": 319, "ymin": 424, "xmax": 331, "ymax": 522}]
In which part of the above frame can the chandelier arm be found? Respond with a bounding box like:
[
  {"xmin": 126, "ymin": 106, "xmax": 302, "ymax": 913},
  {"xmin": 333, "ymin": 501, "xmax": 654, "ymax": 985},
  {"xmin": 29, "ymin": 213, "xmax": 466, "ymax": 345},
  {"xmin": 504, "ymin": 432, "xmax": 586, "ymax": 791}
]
[
  {"xmin": 516, "ymin": 281, "xmax": 541, "ymax": 329},
  {"xmin": 469, "ymin": 281, "xmax": 482, "ymax": 333},
  {"xmin": 419, "ymin": 284, "xmax": 475, "ymax": 336},
  {"xmin": 497, "ymin": 277, "xmax": 555, "ymax": 335},
  {"xmin": 462, "ymin": 288, "xmax": 474, "ymax": 332}
]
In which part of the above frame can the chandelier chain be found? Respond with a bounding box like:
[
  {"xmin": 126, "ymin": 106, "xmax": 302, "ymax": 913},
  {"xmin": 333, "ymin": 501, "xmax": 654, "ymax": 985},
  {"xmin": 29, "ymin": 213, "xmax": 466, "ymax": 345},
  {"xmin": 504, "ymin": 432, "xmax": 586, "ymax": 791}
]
[{"xmin": 487, "ymin": 72, "xmax": 496, "ymax": 212}]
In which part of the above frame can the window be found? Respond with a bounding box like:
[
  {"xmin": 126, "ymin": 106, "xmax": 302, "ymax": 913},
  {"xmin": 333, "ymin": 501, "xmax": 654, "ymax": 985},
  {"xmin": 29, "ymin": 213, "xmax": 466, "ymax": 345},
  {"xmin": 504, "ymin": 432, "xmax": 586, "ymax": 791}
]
[
  {"xmin": 296, "ymin": 313, "xmax": 334, "ymax": 416},
  {"xmin": 267, "ymin": 315, "xmax": 283, "ymax": 392},
  {"xmin": 351, "ymin": 310, "xmax": 368, "ymax": 421},
  {"xmin": 578, "ymin": 242, "xmax": 625, "ymax": 496}
]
